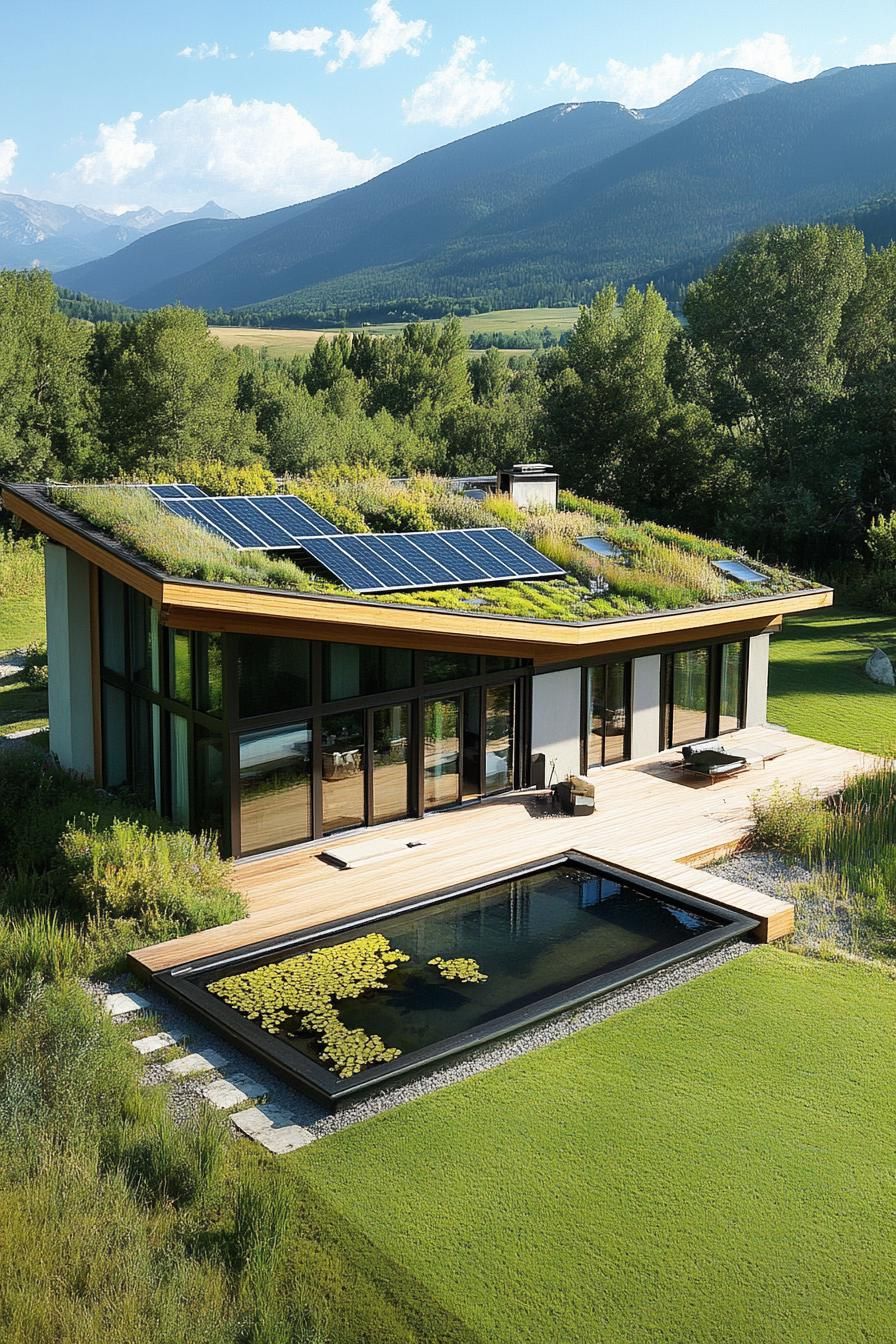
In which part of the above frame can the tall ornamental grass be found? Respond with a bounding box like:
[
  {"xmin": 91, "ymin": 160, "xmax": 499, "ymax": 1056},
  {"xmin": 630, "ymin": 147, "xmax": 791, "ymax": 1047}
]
[{"xmin": 751, "ymin": 764, "xmax": 896, "ymax": 960}]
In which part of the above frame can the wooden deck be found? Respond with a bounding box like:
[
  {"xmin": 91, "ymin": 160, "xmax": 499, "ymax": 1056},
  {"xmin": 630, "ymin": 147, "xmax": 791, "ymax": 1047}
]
[{"xmin": 130, "ymin": 726, "xmax": 872, "ymax": 974}]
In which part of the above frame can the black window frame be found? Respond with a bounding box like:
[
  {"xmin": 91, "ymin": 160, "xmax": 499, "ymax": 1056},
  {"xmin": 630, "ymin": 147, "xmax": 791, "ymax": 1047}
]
[{"xmin": 659, "ymin": 639, "xmax": 749, "ymax": 750}]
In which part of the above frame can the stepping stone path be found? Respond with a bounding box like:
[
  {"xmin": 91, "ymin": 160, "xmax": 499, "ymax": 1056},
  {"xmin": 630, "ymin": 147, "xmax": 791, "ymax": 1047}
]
[
  {"xmin": 104, "ymin": 991, "xmax": 150, "ymax": 1017},
  {"xmin": 231, "ymin": 1104, "xmax": 313, "ymax": 1154},
  {"xmin": 101, "ymin": 987, "xmax": 317, "ymax": 1152},
  {"xmin": 164, "ymin": 1050, "xmax": 229, "ymax": 1078},
  {"xmin": 132, "ymin": 1031, "xmax": 180, "ymax": 1055},
  {"xmin": 198, "ymin": 1074, "xmax": 267, "ymax": 1110}
]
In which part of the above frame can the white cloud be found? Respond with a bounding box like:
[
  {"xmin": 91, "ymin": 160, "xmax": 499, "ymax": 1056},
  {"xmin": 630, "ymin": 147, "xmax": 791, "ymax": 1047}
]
[
  {"xmin": 0, "ymin": 138, "xmax": 17, "ymax": 184},
  {"xmin": 545, "ymin": 63, "xmax": 595, "ymax": 95},
  {"xmin": 560, "ymin": 32, "xmax": 822, "ymax": 109},
  {"xmin": 73, "ymin": 112, "xmax": 156, "ymax": 186},
  {"xmin": 267, "ymin": 26, "xmax": 333, "ymax": 57},
  {"xmin": 178, "ymin": 42, "xmax": 236, "ymax": 61},
  {"xmin": 60, "ymin": 96, "xmax": 390, "ymax": 213},
  {"xmin": 403, "ymin": 36, "xmax": 512, "ymax": 127},
  {"xmin": 327, "ymin": 0, "xmax": 428, "ymax": 72},
  {"xmin": 861, "ymin": 34, "xmax": 896, "ymax": 63}
]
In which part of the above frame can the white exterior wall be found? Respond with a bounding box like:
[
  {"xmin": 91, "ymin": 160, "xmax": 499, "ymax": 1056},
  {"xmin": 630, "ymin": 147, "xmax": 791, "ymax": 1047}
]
[
  {"xmin": 44, "ymin": 542, "xmax": 95, "ymax": 777},
  {"xmin": 530, "ymin": 668, "xmax": 582, "ymax": 785},
  {"xmin": 629, "ymin": 653, "xmax": 662, "ymax": 760},
  {"xmin": 744, "ymin": 633, "xmax": 770, "ymax": 727}
]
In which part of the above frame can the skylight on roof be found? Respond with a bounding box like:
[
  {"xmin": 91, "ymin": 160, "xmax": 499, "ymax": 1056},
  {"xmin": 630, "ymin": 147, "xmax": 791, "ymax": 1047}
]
[
  {"xmin": 579, "ymin": 536, "xmax": 623, "ymax": 560},
  {"xmin": 713, "ymin": 558, "xmax": 768, "ymax": 584}
]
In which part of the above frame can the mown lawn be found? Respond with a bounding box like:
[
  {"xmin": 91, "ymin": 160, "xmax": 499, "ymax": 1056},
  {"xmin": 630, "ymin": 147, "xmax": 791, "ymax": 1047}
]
[
  {"xmin": 0, "ymin": 538, "xmax": 47, "ymax": 736},
  {"xmin": 768, "ymin": 606, "xmax": 896, "ymax": 753},
  {"xmin": 295, "ymin": 950, "xmax": 896, "ymax": 1344}
]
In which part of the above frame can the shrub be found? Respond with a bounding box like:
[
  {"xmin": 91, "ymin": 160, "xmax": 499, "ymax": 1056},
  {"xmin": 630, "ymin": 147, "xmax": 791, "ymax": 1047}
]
[
  {"xmin": 751, "ymin": 784, "xmax": 828, "ymax": 856},
  {"xmin": 22, "ymin": 641, "xmax": 48, "ymax": 688},
  {"xmin": 165, "ymin": 458, "xmax": 278, "ymax": 497},
  {"xmin": 59, "ymin": 818, "xmax": 245, "ymax": 941}
]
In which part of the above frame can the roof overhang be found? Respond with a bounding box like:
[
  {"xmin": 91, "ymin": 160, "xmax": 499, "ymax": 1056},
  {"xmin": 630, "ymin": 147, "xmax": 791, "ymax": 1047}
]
[{"xmin": 2, "ymin": 482, "xmax": 833, "ymax": 659}]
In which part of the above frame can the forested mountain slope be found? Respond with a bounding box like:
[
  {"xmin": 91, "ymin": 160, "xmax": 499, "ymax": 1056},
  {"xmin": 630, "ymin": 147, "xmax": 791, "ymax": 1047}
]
[
  {"xmin": 243, "ymin": 63, "xmax": 896, "ymax": 320},
  {"xmin": 57, "ymin": 69, "xmax": 775, "ymax": 311}
]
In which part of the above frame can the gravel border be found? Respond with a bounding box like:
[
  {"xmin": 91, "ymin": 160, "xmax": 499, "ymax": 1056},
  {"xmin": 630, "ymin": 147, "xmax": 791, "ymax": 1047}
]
[
  {"xmin": 101, "ymin": 938, "xmax": 754, "ymax": 1140},
  {"xmin": 713, "ymin": 850, "xmax": 813, "ymax": 894}
]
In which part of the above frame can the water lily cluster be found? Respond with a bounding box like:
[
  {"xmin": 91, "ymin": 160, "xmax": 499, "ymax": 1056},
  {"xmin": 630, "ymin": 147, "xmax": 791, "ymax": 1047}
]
[
  {"xmin": 428, "ymin": 956, "xmax": 488, "ymax": 983},
  {"xmin": 208, "ymin": 932, "xmax": 410, "ymax": 1079}
]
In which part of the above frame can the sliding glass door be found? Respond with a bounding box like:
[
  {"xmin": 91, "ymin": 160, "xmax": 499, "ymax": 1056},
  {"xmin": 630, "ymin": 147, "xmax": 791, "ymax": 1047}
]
[
  {"xmin": 586, "ymin": 662, "xmax": 630, "ymax": 769},
  {"xmin": 424, "ymin": 684, "xmax": 517, "ymax": 809},
  {"xmin": 660, "ymin": 642, "xmax": 746, "ymax": 749},
  {"xmin": 424, "ymin": 697, "xmax": 462, "ymax": 809}
]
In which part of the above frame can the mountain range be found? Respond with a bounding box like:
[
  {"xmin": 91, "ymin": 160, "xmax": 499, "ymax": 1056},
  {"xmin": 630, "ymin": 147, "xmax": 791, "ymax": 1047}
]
[
  {"xmin": 56, "ymin": 64, "xmax": 896, "ymax": 320},
  {"xmin": 0, "ymin": 197, "xmax": 236, "ymax": 272}
]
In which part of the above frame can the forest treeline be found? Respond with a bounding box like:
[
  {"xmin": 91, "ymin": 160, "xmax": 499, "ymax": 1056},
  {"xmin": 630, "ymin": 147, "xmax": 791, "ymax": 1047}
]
[{"xmin": 2, "ymin": 222, "xmax": 896, "ymax": 595}]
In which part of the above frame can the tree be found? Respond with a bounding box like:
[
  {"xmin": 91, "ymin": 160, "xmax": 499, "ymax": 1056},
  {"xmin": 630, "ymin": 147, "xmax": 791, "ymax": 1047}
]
[
  {"xmin": 683, "ymin": 225, "xmax": 868, "ymax": 561},
  {"xmin": 0, "ymin": 270, "xmax": 96, "ymax": 479},
  {"xmin": 543, "ymin": 284, "xmax": 717, "ymax": 525},
  {"xmin": 469, "ymin": 347, "xmax": 510, "ymax": 405},
  {"xmin": 91, "ymin": 307, "xmax": 259, "ymax": 473}
]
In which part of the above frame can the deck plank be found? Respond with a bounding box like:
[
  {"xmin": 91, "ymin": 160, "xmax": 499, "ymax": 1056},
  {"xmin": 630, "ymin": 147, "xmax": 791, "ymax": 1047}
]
[{"xmin": 130, "ymin": 727, "xmax": 873, "ymax": 972}]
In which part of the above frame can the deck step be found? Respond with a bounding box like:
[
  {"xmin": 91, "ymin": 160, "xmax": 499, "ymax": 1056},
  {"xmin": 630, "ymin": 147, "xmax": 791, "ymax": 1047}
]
[{"xmin": 320, "ymin": 836, "xmax": 426, "ymax": 870}]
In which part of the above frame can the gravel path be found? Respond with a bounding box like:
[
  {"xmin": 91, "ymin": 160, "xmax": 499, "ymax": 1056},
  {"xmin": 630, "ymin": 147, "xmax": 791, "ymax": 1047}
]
[
  {"xmin": 714, "ymin": 850, "xmax": 813, "ymax": 895},
  {"xmin": 102, "ymin": 938, "xmax": 754, "ymax": 1140}
]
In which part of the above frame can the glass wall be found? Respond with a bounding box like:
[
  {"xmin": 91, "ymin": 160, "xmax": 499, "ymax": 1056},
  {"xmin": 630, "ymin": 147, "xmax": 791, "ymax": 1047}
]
[
  {"xmin": 235, "ymin": 634, "xmax": 310, "ymax": 719},
  {"xmin": 321, "ymin": 711, "xmax": 366, "ymax": 834},
  {"xmin": 98, "ymin": 574, "xmax": 230, "ymax": 848},
  {"xmin": 100, "ymin": 582, "xmax": 530, "ymax": 857},
  {"xmin": 586, "ymin": 662, "xmax": 630, "ymax": 769},
  {"xmin": 423, "ymin": 697, "xmax": 461, "ymax": 809},
  {"xmin": 239, "ymin": 723, "xmax": 312, "ymax": 854},
  {"xmin": 718, "ymin": 642, "xmax": 745, "ymax": 733},
  {"xmin": 660, "ymin": 641, "xmax": 746, "ymax": 749},
  {"xmin": 484, "ymin": 684, "xmax": 514, "ymax": 794},
  {"xmin": 372, "ymin": 704, "xmax": 411, "ymax": 823},
  {"xmin": 323, "ymin": 644, "xmax": 412, "ymax": 702}
]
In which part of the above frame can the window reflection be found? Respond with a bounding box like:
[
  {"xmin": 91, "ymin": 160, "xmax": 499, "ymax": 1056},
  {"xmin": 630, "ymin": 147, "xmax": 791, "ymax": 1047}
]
[{"xmin": 239, "ymin": 723, "xmax": 312, "ymax": 853}]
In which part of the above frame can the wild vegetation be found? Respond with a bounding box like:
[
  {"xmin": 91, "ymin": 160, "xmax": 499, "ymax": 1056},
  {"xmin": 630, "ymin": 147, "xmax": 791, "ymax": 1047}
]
[
  {"xmin": 750, "ymin": 765, "xmax": 896, "ymax": 965},
  {"xmin": 50, "ymin": 473, "xmax": 803, "ymax": 621}
]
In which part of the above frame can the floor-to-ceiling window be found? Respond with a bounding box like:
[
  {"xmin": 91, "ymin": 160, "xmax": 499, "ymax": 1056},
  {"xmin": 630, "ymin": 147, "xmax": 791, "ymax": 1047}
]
[
  {"xmin": 585, "ymin": 662, "xmax": 631, "ymax": 769},
  {"xmin": 232, "ymin": 636, "xmax": 529, "ymax": 854},
  {"xmin": 98, "ymin": 573, "xmax": 228, "ymax": 848},
  {"xmin": 660, "ymin": 641, "xmax": 747, "ymax": 749}
]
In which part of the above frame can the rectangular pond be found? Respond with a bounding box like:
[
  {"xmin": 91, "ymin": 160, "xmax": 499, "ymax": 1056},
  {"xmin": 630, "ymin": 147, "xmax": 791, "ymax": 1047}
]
[{"xmin": 155, "ymin": 853, "xmax": 757, "ymax": 1104}]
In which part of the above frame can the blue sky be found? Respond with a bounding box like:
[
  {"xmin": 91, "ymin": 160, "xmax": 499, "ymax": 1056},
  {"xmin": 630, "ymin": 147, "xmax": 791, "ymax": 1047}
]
[{"xmin": 1, "ymin": 1, "xmax": 894, "ymax": 216}]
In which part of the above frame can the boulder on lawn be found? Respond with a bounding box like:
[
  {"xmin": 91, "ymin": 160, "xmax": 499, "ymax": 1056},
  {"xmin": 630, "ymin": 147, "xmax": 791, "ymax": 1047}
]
[{"xmin": 864, "ymin": 648, "xmax": 895, "ymax": 686}]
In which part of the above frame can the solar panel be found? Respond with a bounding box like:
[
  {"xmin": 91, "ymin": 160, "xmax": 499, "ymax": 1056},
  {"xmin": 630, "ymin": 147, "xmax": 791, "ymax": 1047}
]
[
  {"xmin": 151, "ymin": 492, "xmax": 341, "ymax": 549},
  {"xmin": 713, "ymin": 559, "xmax": 767, "ymax": 584},
  {"xmin": 579, "ymin": 536, "xmax": 623, "ymax": 560},
  {"xmin": 147, "ymin": 483, "xmax": 208, "ymax": 500},
  {"xmin": 298, "ymin": 528, "xmax": 565, "ymax": 594}
]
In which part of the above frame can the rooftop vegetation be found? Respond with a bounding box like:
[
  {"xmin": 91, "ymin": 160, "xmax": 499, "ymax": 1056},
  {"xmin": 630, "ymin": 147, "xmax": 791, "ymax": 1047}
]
[{"xmin": 48, "ymin": 470, "xmax": 809, "ymax": 621}]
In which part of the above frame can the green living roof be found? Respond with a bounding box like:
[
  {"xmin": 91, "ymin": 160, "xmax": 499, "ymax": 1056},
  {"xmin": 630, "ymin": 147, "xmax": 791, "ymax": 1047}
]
[{"xmin": 47, "ymin": 477, "xmax": 811, "ymax": 623}]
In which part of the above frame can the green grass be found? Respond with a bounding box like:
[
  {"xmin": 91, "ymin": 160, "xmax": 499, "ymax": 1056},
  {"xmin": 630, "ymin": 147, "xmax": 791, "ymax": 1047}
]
[
  {"xmin": 210, "ymin": 307, "xmax": 580, "ymax": 356},
  {"xmin": 295, "ymin": 949, "xmax": 896, "ymax": 1344},
  {"xmin": 0, "ymin": 536, "xmax": 47, "ymax": 735},
  {"xmin": 768, "ymin": 606, "xmax": 896, "ymax": 753}
]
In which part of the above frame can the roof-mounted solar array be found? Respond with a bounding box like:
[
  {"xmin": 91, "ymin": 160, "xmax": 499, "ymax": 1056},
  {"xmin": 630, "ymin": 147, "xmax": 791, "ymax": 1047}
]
[
  {"xmin": 297, "ymin": 528, "xmax": 565, "ymax": 594},
  {"xmin": 153, "ymin": 493, "xmax": 341, "ymax": 550},
  {"xmin": 713, "ymin": 559, "xmax": 768, "ymax": 585},
  {"xmin": 578, "ymin": 536, "xmax": 623, "ymax": 560},
  {"xmin": 147, "ymin": 483, "xmax": 209, "ymax": 500}
]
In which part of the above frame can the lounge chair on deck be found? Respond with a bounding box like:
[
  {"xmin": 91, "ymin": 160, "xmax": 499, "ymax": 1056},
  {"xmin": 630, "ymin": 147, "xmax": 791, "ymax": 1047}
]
[{"xmin": 679, "ymin": 740, "xmax": 749, "ymax": 782}]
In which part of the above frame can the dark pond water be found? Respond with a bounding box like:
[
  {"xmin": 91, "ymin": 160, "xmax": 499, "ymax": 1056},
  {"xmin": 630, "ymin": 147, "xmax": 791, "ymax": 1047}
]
[{"xmin": 199, "ymin": 862, "xmax": 725, "ymax": 1071}]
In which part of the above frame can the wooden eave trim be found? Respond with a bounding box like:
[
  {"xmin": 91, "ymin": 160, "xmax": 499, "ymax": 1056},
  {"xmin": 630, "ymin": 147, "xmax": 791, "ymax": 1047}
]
[
  {"xmin": 3, "ymin": 488, "xmax": 163, "ymax": 601},
  {"xmin": 2, "ymin": 483, "xmax": 832, "ymax": 654}
]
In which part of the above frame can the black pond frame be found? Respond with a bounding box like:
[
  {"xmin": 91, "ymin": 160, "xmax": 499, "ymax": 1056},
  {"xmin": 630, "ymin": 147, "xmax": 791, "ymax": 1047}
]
[{"xmin": 151, "ymin": 852, "xmax": 758, "ymax": 1107}]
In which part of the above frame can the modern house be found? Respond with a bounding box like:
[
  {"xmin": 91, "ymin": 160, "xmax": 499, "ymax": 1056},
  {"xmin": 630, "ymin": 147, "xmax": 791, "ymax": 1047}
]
[{"xmin": 1, "ymin": 476, "xmax": 833, "ymax": 865}]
